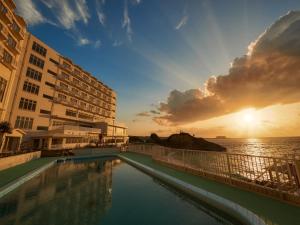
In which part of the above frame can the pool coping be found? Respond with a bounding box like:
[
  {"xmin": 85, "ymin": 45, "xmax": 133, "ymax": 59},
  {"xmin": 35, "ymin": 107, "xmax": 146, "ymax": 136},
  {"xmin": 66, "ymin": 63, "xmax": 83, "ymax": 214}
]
[
  {"xmin": 119, "ymin": 155, "xmax": 266, "ymax": 225},
  {"xmin": 0, "ymin": 160, "xmax": 56, "ymax": 199}
]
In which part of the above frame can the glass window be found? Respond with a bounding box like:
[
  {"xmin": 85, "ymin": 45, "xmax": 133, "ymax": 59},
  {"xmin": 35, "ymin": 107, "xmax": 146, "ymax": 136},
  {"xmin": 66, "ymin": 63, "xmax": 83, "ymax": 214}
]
[{"xmin": 0, "ymin": 77, "xmax": 7, "ymax": 102}]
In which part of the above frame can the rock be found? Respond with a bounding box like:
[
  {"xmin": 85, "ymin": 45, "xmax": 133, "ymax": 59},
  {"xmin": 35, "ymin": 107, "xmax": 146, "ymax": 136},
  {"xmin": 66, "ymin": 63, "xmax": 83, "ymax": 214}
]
[{"xmin": 149, "ymin": 132, "xmax": 226, "ymax": 152}]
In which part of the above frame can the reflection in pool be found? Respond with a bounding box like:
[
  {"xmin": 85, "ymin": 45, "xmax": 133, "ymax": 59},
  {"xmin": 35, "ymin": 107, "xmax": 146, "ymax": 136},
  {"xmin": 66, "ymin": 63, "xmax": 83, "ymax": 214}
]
[{"xmin": 0, "ymin": 158, "xmax": 238, "ymax": 225}]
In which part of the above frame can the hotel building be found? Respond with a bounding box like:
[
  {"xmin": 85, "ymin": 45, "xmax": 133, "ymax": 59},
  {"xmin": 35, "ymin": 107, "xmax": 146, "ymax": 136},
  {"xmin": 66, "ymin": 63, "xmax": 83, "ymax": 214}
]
[
  {"xmin": 0, "ymin": 0, "xmax": 26, "ymax": 152},
  {"xmin": 0, "ymin": 0, "xmax": 128, "ymax": 152}
]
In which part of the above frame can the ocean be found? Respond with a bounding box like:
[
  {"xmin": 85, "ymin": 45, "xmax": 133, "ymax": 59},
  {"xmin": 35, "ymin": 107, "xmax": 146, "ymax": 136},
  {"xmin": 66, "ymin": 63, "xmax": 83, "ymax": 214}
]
[{"xmin": 208, "ymin": 137, "xmax": 300, "ymax": 157}]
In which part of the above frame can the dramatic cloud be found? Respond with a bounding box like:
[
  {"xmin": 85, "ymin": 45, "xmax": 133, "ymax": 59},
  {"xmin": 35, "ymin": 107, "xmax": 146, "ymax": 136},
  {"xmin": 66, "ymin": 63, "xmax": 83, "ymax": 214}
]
[
  {"xmin": 122, "ymin": 0, "xmax": 133, "ymax": 42},
  {"xmin": 15, "ymin": 0, "xmax": 45, "ymax": 25},
  {"xmin": 136, "ymin": 112, "xmax": 151, "ymax": 117},
  {"xmin": 155, "ymin": 11, "xmax": 300, "ymax": 125},
  {"xmin": 175, "ymin": 15, "xmax": 188, "ymax": 30}
]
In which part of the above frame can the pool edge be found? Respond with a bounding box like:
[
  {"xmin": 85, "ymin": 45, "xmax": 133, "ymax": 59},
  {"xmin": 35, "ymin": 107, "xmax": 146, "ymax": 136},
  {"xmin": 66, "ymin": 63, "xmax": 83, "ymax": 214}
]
[
  {"xmin": 119, "ymin": 155, "xmax": 266, "ymax": 225},
  {"xmin": 0, "ymin": 160, "xmax": 56, "ymax": 199}
]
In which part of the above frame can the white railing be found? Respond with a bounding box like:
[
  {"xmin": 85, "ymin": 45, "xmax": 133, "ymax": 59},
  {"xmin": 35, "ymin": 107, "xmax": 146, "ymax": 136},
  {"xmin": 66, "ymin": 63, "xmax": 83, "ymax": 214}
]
[
  {"xmin": 128, "ymin": 144, "xmax": 300, "ymax": 204},
  {"xmin": 53, "ymin": 125, "xmax": 100, "ymax": 133}
]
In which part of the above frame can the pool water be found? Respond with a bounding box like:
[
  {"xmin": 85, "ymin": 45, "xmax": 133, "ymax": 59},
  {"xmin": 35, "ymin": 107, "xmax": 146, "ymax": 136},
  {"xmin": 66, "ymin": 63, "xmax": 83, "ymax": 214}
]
[{"xmin": 0, "ymin": 158, "xmax": 238, "ymax": 225}]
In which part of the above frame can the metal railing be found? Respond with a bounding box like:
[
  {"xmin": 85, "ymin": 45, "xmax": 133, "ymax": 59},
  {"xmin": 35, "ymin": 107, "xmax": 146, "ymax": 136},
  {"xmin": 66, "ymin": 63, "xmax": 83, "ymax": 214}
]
[{"xmin": 128, "ymin": 144, "xmax": 300, "ymax": 204}]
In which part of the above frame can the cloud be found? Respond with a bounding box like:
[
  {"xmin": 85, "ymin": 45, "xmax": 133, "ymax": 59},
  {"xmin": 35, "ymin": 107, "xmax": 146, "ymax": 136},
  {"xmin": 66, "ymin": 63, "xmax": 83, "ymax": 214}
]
[
  {"xmin": 150, "ymin": 110, "xmax": 160, "ymax": 115},
  {"xmin": 131, "ymin": 0, "xmax": 142, "ymax": 5},
  {"xmin": 175, "ymin": 15, "xmax": 188, "ymax": 30},
  {"xmin": 15, "ymin": 0, "xmax": 46, "ymax": 26},
  {"xmin": 136, "ymin": 112, "xmax": 151, "ymax": 117},
  {"xmin": 96, "ymin": 0, "xmax": 106, "ymax": 26},
  {"xmin": 94, "ymin": 40, "xmax": 102, "ymax": 48},
  {"xmin": 154, "ymin": 11, "xmax": 300, "ymax": 125},
  {"xmin": 112, "ymin": 40, "xmax": 123, "ymax": 47},
  {"xmin": 41, "ymin": 0, "xmax": 90, "ymax": 29},
  {"xmin": 78, "ymin": 38, "xmax": 90, "ymax": 46},
  {"xmin": 122, "ymin": 0, "xmax": 133, "ymax": 42}
]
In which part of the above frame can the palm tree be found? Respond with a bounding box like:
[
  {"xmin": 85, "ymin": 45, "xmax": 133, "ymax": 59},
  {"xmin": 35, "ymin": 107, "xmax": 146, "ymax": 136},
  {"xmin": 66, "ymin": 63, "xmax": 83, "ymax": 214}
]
[{"xmin": 0, "ymin": 121, "xmax": 12, "ymax": 151}]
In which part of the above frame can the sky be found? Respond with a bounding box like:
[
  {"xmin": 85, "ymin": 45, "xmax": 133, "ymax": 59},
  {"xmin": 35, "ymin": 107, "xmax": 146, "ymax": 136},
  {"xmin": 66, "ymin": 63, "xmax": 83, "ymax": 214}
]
[{"xmin": 15, "ymin": 0, "xmax": 300, "ymax": 138}]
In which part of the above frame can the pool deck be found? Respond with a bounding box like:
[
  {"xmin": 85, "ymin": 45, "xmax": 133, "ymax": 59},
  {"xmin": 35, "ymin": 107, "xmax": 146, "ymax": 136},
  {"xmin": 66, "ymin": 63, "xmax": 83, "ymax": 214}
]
[
  {"xmin": 0, "ymin": 157, "xmax": 56, "ymax": 189},
  {"xmin": 121, "ymin": 152, "xmax": 300, "ymax": 225},
  {"xmin": 0, "ymin": 151, "xmax": 299, "ymax": 225}
]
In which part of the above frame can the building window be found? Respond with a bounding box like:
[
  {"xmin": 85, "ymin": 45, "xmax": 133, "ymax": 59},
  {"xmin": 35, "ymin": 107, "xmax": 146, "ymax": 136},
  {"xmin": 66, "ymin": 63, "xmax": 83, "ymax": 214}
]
[
  {"xmin": 37, "ymin": 126, "xmax": 48, "ymax": 130},
  {"xmin": 15, "ymin": 116, "xmax": 33, "ymax": 129},
  {"xmin": 0, "ymin": 77, "xmax": 7, "ymax": 102},
  {"xmin": 0, "ymin": 2, "xmax": 7, "ymax": 15},
  {"xmin": 66, "ymin": 109, "xmax": 77, "ymax": 117},
  {"xmin": 43, "ymin": 94, "xmax": 53, "ymax": 100},
  {"xmin": 58, "ymin": 93, "xmax": 67, "ymax": 100},
  {"xmin": 73, "ymin": 78, "xmax": 79, "ymax": 85},
  {"xmin": 62, "ymin": 62, "xmax": 71, "ymax": 69},
  {"xmin": 59, "ymin": 82, "xmax": 68, "ymax": 90},
  {"xmin": 78, "ymin": 113, "xmax": 93, "ymax": 120},
  {"xmin": 26, "ymin": 67, "xmax": 42, "ymax": 81},
  {"xmin": 80, "ymin": 102, "xmax": 86, "ymax": 108},
  {"xmin": 23, "ymin": 81, "xmax": 39, "ymax": 95},
  {"xmin": 40, "ymin": 109, "xmax": 51, "ymax": 114},
  {"xmin": 32, "ymin": 41, "xmax": 47, "ymax": 57},
  {"xmin": 74, "ymin": 69, "xmax": 80, "ymax": 76},
  {"xmin": 11, "ymin": 21, "xmax": 20, "ymax": 33},
  {"xmin": 49, "ymin": 58, "xmax": 58, "ymax": 65},
  {"xmin": 47, "ymin": 69, "xmax": 57, "ymax": 76},
  {"xmin": 29, "ymin": 54, "xmax": 44, "ymax": 69},
  {"xmin": 61, "ymin": 72, "xmax": 69, "ymax": 80},
  {"xmin": 3, "ymin": 50, "xmax": 12, "ymax": 64},
  {"xmin": 82, "ymin": 83, "xmax": 88, "ymax": 90},
  {"xmin": 45, "ymin": 81, "xmax": 55, "ymax": 88},
  {"xmin": 70, "ymin": 98, "xmax": 77, "ymax": 104},
  {"xmin": 19, "ymin": 98, "xmax": 37, "ymax": 111},
  {"xmin": 7, "ymin": 35, "xmax": 16, "ymax": 48}
]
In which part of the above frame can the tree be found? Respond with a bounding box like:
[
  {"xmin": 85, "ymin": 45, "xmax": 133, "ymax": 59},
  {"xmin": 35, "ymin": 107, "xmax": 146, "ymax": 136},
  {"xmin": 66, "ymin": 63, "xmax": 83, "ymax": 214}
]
[{"xmin": 0, "ymin": 121, "xmax": 12, "ymax": 150}]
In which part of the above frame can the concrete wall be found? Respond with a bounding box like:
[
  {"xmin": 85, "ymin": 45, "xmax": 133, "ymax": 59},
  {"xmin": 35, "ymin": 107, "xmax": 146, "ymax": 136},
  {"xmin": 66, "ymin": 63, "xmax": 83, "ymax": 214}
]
[{"xmin": 0, "ymin": 151, "xmax": 41, "ymax": 171}]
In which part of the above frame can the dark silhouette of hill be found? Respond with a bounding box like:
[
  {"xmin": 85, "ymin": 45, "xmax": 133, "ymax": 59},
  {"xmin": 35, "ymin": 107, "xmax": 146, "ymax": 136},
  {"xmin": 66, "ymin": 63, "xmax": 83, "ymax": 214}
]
[{"xmin": 148, "ymin": 132, "xmax": 226, "ymax": 152}]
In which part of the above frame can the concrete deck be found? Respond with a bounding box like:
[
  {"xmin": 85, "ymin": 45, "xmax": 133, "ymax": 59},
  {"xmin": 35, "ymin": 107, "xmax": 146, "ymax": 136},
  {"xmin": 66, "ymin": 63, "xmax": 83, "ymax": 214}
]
[{"xmin": 121, "ymin": 152, "xmax": 300, "ymax": 225}]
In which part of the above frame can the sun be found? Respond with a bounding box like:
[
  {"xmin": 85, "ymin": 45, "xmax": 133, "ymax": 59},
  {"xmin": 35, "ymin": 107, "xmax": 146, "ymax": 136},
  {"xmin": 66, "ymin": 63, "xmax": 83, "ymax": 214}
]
[
  {"xmin": 243, "ymin": 112, "xmax": 254, "ymax": 123},
  {"xmin": 236, "ymin": 108, "xmax": 260, "ymax": 128}
]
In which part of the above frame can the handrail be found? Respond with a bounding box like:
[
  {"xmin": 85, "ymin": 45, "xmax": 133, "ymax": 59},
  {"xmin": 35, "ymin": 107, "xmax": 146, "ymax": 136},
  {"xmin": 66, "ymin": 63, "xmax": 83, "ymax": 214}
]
[{"xmin": 127, "ymin": 144, "xmax": 300, "ymax": 205}]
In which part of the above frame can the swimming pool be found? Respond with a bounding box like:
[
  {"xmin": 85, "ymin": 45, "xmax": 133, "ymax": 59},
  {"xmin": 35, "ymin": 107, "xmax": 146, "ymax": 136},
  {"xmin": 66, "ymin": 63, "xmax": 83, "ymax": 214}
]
[{"xmin": 0, "ymin": 157, "xmax": 239, "ymax": 225}]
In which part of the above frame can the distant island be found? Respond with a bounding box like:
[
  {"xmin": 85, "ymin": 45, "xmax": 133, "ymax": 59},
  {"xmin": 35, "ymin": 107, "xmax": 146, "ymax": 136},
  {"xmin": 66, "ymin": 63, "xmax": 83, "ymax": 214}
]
[
  {"xmin": 129, "ymin": 132, "xmax": 226, "ymax": 152},
  {"xmin": 216, "ymin": 136, "xmax": 227, "ymax": 139}
]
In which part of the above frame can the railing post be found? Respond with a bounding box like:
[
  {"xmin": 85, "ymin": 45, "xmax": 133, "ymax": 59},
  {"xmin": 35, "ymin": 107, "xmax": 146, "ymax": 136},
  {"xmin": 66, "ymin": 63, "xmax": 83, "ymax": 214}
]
[
  {"xmin": 226, "ymin": 153, "xmax": 232, "ymax": 183},
  {"xmin": 183, "ymin": 150, "xmax": 185, "ymax": 168}
]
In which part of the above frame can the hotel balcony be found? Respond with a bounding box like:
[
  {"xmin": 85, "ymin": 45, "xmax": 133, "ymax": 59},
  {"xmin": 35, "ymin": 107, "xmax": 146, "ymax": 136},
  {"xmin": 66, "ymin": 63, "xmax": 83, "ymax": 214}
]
[
  {"xmin": 59, "ymin": 63, "xmax": 73, "ymax": 73},
  {"xmin": 0, "ymin": 10, "xmax": 13, "ymax": 24},
  {"xmin": 55, "ymin": 85, "xmax": 69, "ymax": 92},
  {"xmin": 5, "ymin": 40, "xmax": 21, "ymax": 55},
  {"xmin": 9, "ymin": 24, "xmax": 25, "ymax": 40},
  {"xmin": 0, "ymin": 49, "xmax": 17, "ymax": 70},
  {"xmin": 54, "ymin": 125, "xmax": 101, "ymax": 134},
  {"xmin": 0, "ymin": 24, "xmax": 8, "ymax": 40}
]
